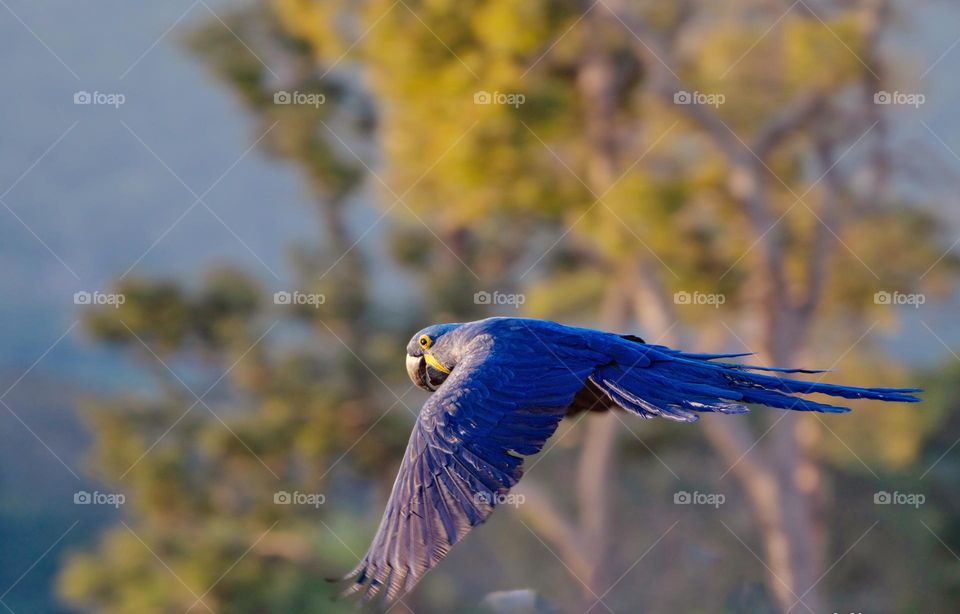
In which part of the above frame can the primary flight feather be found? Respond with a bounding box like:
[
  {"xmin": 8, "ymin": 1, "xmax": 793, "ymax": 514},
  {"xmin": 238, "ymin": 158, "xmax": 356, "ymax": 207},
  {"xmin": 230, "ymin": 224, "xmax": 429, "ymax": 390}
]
[{"xmin": 341, "ymin": 317, "xmax": 919, "ymax": 602}]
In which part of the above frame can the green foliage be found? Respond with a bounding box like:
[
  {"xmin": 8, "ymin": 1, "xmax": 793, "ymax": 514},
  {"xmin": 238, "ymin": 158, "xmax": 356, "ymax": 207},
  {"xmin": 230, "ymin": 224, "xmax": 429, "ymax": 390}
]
[{"xmin": 61, "ymin": 264, "xmax": 410, "ymax": 610}]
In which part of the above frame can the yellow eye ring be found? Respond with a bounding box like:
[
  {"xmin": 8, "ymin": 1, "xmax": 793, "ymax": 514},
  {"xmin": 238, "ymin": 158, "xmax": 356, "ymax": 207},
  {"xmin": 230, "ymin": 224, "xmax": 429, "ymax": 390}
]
[{"xmin": 418, "ymin": 334, "xmax": 433, "ymax": 349}]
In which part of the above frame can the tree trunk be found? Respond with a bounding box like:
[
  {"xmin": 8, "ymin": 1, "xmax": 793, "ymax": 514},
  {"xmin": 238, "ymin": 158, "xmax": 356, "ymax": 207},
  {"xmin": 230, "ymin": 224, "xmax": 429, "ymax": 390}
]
[{"xmin": 573, "ymin": 9, "xmax": 630, "ymax": 600}]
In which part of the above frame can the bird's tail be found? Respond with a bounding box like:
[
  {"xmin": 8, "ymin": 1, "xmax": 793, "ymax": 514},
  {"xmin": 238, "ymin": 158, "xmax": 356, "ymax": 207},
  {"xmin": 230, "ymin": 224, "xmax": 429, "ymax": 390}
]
[{"xmin": 590, "ymin": 344, "xmax": 921, "ymax": 423}]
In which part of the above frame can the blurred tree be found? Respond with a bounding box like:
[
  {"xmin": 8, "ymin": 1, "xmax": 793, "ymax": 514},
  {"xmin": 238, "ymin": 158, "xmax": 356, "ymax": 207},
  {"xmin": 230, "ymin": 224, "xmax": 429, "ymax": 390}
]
[
  {"xmin": 58, "ymin": 5, "xmax": 414, "ymax": 612},
  {"xmin": 60, "ymin": 0, "xmax": 959, "ymax": 612}
]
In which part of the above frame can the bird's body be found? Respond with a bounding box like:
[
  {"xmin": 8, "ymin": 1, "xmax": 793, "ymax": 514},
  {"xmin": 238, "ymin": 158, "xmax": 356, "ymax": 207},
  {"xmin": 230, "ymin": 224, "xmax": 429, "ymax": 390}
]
[{"xmin": 344, "ymin": 317, "xmax": 920, "ymax": 602}]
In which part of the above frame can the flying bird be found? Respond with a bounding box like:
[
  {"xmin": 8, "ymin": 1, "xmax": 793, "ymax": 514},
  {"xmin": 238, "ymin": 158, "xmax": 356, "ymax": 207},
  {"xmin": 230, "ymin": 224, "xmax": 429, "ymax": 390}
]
[{"xmin": 341, "ymin": 317, "xmax": 919, "ymax": 602}]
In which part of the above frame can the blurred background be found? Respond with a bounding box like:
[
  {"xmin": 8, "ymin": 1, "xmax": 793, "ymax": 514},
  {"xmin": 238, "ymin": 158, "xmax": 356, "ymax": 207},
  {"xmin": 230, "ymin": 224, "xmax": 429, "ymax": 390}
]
[{"xmin": 1, "ymin": 0, "xmax": 959, "ymax": 612}]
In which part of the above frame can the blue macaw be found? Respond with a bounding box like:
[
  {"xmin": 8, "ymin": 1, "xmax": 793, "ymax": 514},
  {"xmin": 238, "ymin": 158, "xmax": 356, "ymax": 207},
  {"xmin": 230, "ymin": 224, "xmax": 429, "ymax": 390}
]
[{"xmin": 342, "ymin": 317, "xmax": 919, "ymax": 602}]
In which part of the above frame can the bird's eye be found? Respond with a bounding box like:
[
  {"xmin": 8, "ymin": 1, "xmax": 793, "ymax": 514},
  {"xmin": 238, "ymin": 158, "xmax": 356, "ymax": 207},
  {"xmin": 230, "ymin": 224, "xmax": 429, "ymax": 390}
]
[{"xmin": 418, "ymin": 335, "xmax": 432, "ymax": 349}]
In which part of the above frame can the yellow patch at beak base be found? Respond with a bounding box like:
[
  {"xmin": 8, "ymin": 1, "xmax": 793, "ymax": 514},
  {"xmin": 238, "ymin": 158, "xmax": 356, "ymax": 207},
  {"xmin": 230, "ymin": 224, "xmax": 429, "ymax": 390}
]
[{"xmin": 423, "ymin": 352, "xmax": 450, "ymax": 374}]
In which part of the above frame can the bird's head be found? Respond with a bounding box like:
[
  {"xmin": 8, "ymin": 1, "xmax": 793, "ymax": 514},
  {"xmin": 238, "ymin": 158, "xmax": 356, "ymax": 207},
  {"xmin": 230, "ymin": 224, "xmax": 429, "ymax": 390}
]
[{"xmin": 405, "ymin": 324, "xmax": 461, "ymax": 392}]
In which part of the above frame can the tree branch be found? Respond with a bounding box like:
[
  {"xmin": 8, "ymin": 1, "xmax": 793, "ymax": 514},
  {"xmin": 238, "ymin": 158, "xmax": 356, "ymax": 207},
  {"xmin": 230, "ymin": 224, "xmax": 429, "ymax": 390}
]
[
  {"xmin": 754, "ymin": 93, "xmax": 828, "ymax": 157},
  {"xmin": 511, "ymin": 479, "xmax": 594, "ymax": 583}
]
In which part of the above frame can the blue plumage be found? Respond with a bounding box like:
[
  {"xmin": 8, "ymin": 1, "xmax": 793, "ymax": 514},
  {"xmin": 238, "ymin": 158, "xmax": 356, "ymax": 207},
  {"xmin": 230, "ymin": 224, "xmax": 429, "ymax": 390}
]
[{"xmin": 343, "ymin": 317, "xmax": 920, "ymax": 602}]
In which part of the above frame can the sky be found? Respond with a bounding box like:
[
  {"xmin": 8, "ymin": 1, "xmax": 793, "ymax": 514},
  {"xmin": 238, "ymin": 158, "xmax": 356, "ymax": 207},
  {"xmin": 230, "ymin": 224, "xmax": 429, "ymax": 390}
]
[{"xmin": 0, "ymin": 0, "xmax": 321, "ymax": 389}]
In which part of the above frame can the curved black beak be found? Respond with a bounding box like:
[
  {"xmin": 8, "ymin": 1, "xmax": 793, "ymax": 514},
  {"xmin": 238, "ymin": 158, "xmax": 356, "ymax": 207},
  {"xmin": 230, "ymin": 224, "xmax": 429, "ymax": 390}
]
[
  {"xmin": 406, "ymin": 353, "xmax": 450, "ymax": 391},
  {"xmin": 406, "ymin": 354, "xmax": 429, "ymax": 391}
]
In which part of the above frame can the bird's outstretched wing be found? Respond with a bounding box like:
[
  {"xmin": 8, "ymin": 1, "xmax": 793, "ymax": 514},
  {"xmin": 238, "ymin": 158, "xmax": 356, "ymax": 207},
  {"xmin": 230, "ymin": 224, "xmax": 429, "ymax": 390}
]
[{"xmin": 341, "ymin": 330, "xmax": 603, "ymax": 602}]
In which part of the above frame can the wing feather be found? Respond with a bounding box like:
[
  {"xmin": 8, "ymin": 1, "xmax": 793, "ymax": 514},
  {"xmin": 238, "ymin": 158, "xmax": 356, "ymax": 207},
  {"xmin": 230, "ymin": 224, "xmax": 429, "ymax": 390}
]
[{"xmin": 343, "ymin": 327, "xmax": 602, "ymax": 602}]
